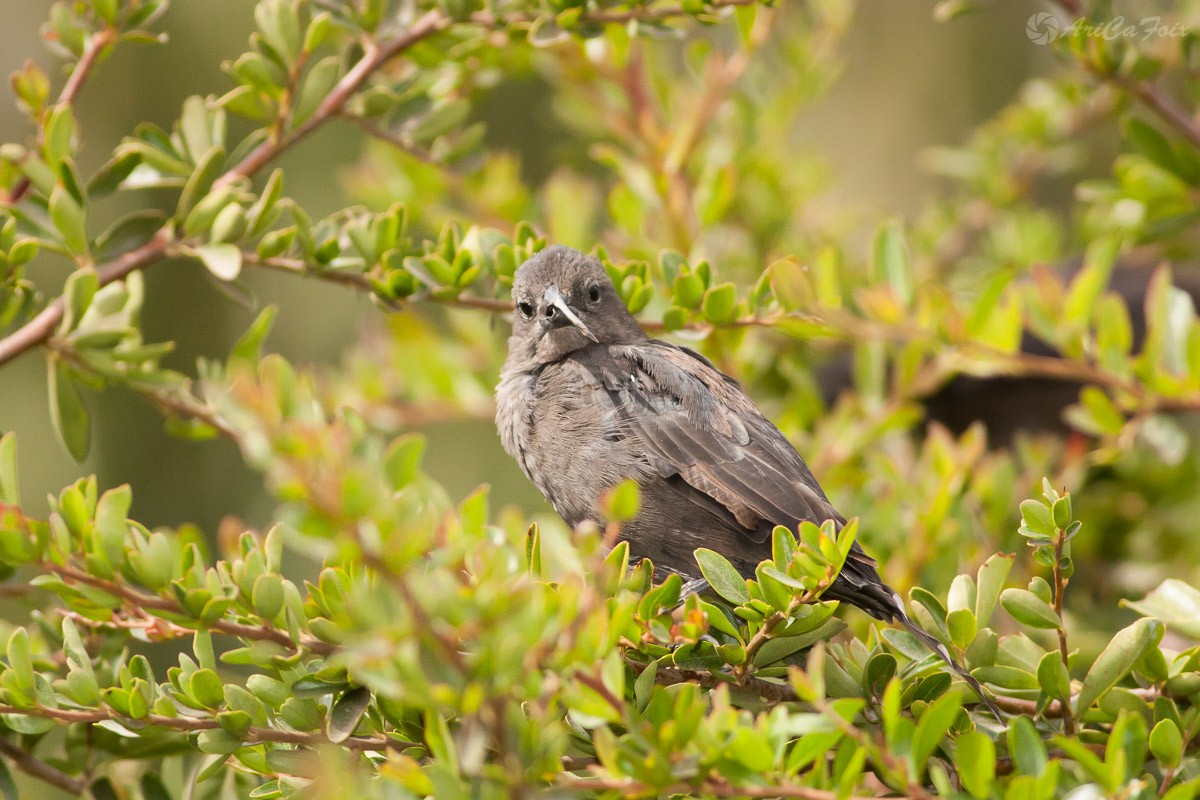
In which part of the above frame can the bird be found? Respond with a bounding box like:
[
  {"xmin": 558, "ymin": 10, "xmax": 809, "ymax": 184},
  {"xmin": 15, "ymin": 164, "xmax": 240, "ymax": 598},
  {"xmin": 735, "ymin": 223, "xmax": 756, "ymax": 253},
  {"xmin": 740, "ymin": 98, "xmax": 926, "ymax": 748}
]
[{"xmin": 495, "ymin": 245, "xmax": 1001, "ymax": 716}]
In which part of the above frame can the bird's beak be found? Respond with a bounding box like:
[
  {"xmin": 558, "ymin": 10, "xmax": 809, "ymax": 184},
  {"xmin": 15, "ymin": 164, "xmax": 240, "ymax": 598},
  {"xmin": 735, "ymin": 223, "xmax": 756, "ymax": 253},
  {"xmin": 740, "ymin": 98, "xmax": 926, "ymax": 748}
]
[{"xmin": 542, "ymin": 285, "xmax": 598, "ymax": 343}]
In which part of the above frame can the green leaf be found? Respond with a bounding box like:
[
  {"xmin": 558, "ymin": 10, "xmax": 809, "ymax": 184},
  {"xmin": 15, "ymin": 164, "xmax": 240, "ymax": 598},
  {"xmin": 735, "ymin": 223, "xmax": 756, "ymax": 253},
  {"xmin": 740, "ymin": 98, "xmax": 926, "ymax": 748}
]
[
  {"xmin": 1019, "ymin": 499, "xmax": 1054, "ymax": 538},
  {"xmin": 252, "ymin": 572, "xmax": 284, "ymax": 620},
  {"xmin": 870, "ymin": 219, "xmax": 912, "ymax": 305},
  {"xmin": 48, "ymin": 358, "xmax": 90, "ymax": 461},
  {"xmin": 1000, "ymin": 588, "xmax": 1061, "ymax": 629},
  {"xmin": 5, "ymin": 628, "xmax": 34, "ymax": 693},
  {"xmin": 411, "ymin": 100, "xmax": 471, "ymax": 143},
  {"xmin": 189, "ymin": 668, "xmax": 226, "ymax": 709},
  {"xmin": 694, "ymin": 548, "xmax": 748, "ymax": 605},
  {"xmin": 975, "ymin": 554, "xmax": 1013, "ymax": 625},
  {"xmin": 327, "ymin": 686, "xmax": 371, "ymax": 744},
  {"xmin": 175, "ymin": 145, "xmax": 226, "ymax": 219},
  {"xmin": 1123, "ymin": 579, "xmax": 1200, "ymax": 639},
  {"xmin": 49, "ymin": 185, "xmax": 89, "ymax": 256},
  {"xmin": 383, "ymin": 434, "xmax": 425, "ymax": 489},
  {"xmin": 193, "ymin": 243, "xmax": 242, "ymax": 281},
  {"xmin": 602, "ymin": 479, "xmax": 640, "ymax": 522},
  {"xmin": 88, "ymin": 151, "xmax": 142, "ymax": 198},
  {"xmin": 1036, "ymin": 651, "xmax": 1071, "ymax": 702},
  {"xmin": 701, "ymin": 282, "xmax": 737, "ymax": 324},
  {"xmin": 0, "ymin": 433, "xmax": 18, "ymax": 505},
  {"xmin": 0, "ymin": 760, "xmax": 18, "ymax": 800},
  {"xmin": 59, "ymin": 268, "xmax": 98, "ymax": 335},
  {"xmin": 1150, "ymin": 718, "xmax": 1183, "ymax": 769},
  {"xmin": 292, "ymin": 56, "xmax": 340, "ymax": 126},
  {"xmin": 955, "ymin": 731, "xmax": 995, "ymax": 799},
  {"xmin": 230, "ymin": 306, "xmax": 277, "ymax": 365},
  {"xmin": 1007, "ymin": 715, "xmax": 1048, "ymax": 776},
  {"xmin": 911, "ymin": 691, "xmax": 962, "ymax": 775},
  {"xmin": 1075, "ymin": 618, "xmax": 1164, "ymax": 715}
]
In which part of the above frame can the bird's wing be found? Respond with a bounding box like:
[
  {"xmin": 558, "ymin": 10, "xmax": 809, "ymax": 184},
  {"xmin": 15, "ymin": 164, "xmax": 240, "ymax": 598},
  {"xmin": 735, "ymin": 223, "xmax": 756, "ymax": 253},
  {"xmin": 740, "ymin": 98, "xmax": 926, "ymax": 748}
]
[{"xmin": 577, "ymin": 341, "xmax": 845, "ymax": 543}]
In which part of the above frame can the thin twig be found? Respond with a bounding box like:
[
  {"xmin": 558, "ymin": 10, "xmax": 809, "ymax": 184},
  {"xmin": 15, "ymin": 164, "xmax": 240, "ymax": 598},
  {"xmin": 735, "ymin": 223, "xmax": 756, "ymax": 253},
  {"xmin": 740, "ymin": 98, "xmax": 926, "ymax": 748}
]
[{"xmin": 0, "ymin": 736, "xmax": 86, "ymax": 795}]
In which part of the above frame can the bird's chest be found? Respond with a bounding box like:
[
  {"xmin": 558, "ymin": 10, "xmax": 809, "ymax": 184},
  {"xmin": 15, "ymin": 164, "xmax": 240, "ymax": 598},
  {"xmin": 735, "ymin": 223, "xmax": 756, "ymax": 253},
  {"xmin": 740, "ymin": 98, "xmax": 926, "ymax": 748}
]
[{"xmin": 495, "ymin": 365, "xmax": 630, "ymax": 525}]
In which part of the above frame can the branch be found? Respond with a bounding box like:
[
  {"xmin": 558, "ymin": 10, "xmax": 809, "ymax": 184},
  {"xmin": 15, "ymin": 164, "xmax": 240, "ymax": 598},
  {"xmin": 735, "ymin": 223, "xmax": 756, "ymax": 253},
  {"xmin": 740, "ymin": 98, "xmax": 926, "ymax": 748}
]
[
  {"xmin": 628, "ymin": 658, "xmax": 798, "ymax": 703},
  {"xmin": 0, "ymin": 227, "xmax": 172, "ymax": 367},
  {"xmin": 0, "ymin": 704, "xmax": 400, "ymax": 751},
  {"xmin": 990, "ymin": 686, "xmax": 1161, "ymax": 718},
  {"xmin": 0, "ymin": 736, "xmax": 86, "ymax": 795},
  {"xmin": 49, "ymin": 562, "xmax": 337, "ymax": 656},
  {"xmin": 1111, "ymin": 74, "xmax": 1200, "ymax": 152},
  {"xmin": 5, "ymin": 26, "xmax": 117, "ymax": 205},
  {"xmin": 242, "ymin": 248, "xmax": 1200, "ymax": 416},
  {"xmin": 216, "ymin": 9, "xmax": 452, "ymax": 188},
  {"xmin": 0, "ymin": 10, "xmax": 450, "ymax": 369}
]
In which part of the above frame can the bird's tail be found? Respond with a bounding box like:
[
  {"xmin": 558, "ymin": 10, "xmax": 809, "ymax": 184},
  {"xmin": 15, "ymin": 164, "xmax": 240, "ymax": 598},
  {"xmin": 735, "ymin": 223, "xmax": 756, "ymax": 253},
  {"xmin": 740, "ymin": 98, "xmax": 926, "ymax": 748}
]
[{"xmin": 896, "ymin": 611, "xmax": 1004, "ymax": 720}]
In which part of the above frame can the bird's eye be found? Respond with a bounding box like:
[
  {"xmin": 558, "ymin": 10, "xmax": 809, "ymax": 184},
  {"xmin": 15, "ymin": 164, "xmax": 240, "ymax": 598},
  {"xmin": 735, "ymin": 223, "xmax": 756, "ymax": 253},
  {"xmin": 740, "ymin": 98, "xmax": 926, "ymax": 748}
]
[
  {"xmin": 517, "ymin": 301, "xmax": 534, "ymax": 319},
  {"xmin": 587, "ymin": 284, "xmax": 601, "ymax": 304}
]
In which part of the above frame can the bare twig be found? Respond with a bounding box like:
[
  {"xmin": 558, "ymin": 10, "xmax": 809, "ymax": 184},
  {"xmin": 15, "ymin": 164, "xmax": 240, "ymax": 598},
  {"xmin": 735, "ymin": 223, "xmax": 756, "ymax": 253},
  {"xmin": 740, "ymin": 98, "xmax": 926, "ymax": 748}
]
[{"xmin": 0, "ymin": 736, "xmax": 86, "ymax": 795}]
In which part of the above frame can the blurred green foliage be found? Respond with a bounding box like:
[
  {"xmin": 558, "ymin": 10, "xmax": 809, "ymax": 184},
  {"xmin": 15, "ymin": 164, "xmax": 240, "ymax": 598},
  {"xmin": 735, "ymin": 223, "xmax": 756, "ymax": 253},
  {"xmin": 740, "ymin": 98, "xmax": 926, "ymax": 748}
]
[{"xmin": 1, "ymin": 0, "xmax": 1200, "ymax": 797}]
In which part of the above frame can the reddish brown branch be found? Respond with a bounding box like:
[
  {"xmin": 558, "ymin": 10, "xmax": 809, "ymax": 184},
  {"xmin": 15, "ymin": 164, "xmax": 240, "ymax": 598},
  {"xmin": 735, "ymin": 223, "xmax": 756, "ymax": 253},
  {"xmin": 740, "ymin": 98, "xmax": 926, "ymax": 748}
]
[
  {"xmin": 49, "ymin": 562, "xmax": 336, "ymax": 656},
  {"xmin": 216, "ymin": 9, "xmax": 451, "ymax": 188}
]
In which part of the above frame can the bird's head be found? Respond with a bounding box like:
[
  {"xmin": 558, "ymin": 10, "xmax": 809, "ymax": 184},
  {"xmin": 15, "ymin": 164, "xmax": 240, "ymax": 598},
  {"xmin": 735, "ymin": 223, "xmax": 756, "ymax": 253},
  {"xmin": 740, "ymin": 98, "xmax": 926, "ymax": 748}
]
[{"xmin": 508, "ymin": 246, "xmax": 646, "ymax": 364}]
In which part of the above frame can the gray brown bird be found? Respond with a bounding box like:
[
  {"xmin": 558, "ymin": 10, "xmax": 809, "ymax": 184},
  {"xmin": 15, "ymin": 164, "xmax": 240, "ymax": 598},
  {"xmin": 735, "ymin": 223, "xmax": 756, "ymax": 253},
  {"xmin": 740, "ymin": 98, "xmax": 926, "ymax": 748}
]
[{"xmin": 495, "ymin": 245, "xmax": 1000, "ymax": 715}]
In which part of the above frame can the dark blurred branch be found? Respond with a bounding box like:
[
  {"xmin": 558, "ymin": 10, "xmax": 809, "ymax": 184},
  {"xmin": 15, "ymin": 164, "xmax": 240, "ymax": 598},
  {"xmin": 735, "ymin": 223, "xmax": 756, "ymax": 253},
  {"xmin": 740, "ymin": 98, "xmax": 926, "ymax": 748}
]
[
  {"xmin": 0, "ymin": 736, "xmax": 86, "ymax": 795},
  {"xmin": 4, "ymin": 26, "xmax": 117, "ymax": 205},
  {"xmin": 1111, "ymin": 74, "xmax": 1200, "ymax": 151}
]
